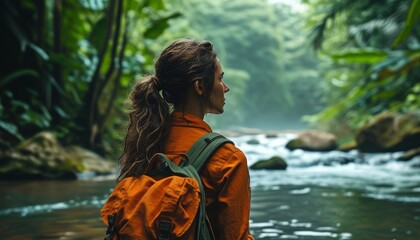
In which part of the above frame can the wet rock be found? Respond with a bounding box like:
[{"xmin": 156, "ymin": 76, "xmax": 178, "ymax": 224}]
[
  {"xmin": 0, "ymin": 132, "xmax": 116, "ymax": 180},
  {"xmin": 65, "ymin": 146, "xmax": 116, "ymax": 175},
  {"xmin": 266, "ymin": 132, "xmax": 280, "ymax": 138},
  {"xmin": 285, "ymin": 131, "xmax": 337, "ymax": 151},
  {"xmin": 250, "ymin": 156, "xmax": 288, "ymax": 170},
  {"xmin": 319, "ymin": 156, "xmax": 356, "ymax": 166},
  {"xmin": 398, "ymin": 147, "xmax": 420, "ymax": 161},
  {"xmin": 0, "ymin": 132, "xmax": 81, "ymax": 179},
  {"xmin": 356, "ymin": 112, "xmax": 420, "ymax": 153},
  {"xmin": 338, "ymin": 141, "xmax": 357, "ymax": 152},
  {"xmin": 246, "ymin": 139, "xmax": 260, "ymax": 145},
  {"xmin": 265, "ymin": 134, "xmax": 278, "ymax": 138}
]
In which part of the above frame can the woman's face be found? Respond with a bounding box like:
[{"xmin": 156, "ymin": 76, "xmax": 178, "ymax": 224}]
[{"xmin": 207, "ymin": 59, "xmax": 230, "ymax": 114}]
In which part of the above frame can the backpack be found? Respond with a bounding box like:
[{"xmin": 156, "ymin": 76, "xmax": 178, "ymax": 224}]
[{"xmin": 101, "ymin": 132, "xmax": 232, "ymax": 240}]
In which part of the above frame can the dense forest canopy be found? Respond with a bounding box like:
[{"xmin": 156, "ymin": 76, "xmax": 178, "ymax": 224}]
[{"xmin": 0, "ymin": 0, "xmax": 418, "ymax": 157}]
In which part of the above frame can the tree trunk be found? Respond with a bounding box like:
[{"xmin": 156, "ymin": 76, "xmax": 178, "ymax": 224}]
[
  {"xmin": 52, "ymin": 0, "xmax": 63, "ymax": 124},
  {"xmin": 76, "ymin": 0, "xmax": 125, "ymax": 153}
]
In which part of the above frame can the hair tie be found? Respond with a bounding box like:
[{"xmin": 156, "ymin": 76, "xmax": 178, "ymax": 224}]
[{"xmin": 151, "ymin": 76, "xmax": 162, "ymax": 90}]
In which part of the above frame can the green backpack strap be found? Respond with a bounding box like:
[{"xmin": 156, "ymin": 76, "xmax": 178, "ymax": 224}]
[
  {"xmin": 152, "ymin": 153, "xmax": 213, "ymax": 240},
  {"xmin": 187, "ymin": 132, "xmax": 233, "ymax": 171}
]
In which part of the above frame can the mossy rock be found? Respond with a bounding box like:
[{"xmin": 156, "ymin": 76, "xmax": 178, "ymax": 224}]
[
  {"xmin": 0, "ymin": 132, "xmax": 82, "ymax": 179},
  {"xmin": 285, "ymin": 131, "xmax": 337, "ymax": 152},
  {"xmin": 65, "ymin": 146, "xmax": 116, "ymax": 175},
  {"xmin": 356, "ymin": 112, "xmax": 420, "ymax": 152},
  {"xmin": 338, "ymin": 141, "xmax": 357, "ymax": 152},
  {"xmin": 0, "ymin": 132, "xmax": 116, "ymax": 180},
  {"xmin": 250, "ymin": 156, "xmax": 287, "ymax": 170}
]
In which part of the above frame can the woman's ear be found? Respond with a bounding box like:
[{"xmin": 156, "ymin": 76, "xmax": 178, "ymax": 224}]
[{"xmin": 193, "ymin": 80, "xmax": 204, "ymax": 96}]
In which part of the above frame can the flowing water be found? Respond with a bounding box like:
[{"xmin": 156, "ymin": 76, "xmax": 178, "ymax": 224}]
[{"xmin": 1, "ymin": 133, "xmax": 419, "ymax": 239}]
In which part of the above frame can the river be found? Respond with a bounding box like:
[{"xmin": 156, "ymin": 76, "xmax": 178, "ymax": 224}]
[{"xmin": 1, "ymin": 133, "xmax": 419, "ymax": 239}]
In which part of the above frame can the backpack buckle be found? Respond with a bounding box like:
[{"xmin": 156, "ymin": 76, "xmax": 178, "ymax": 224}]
[
  {"xmin": 178, "ymin": 158, "xmax": 188, "ymax": 167},
  {"xmin": 158, "ymin": 220, "xmax": 172, "ymax": 240}
]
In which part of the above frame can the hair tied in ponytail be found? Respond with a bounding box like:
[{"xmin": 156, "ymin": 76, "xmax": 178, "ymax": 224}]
[{"xmin": 151, "ymin": 76, "xmax": 162, "ymax": 91}]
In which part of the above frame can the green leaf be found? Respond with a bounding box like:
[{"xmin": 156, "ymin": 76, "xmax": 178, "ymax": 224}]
[
  {"xmin": 40, "ymin": 104, "xmax": 52, "ymax": 122},
  {"xmin": 393, "ymin": 0, "xmax": 420, "ymax": 47},
  {"xmin": 330, "ymin": 49, "xmax": 388, "ymax": 64},
  {"xmin": 54, "ymin": 106, "xmax": 68, "ymax": 118},
  {"xmin": 11, "ymin": 100, "xmax": 30, "ymax": 111},
  {"xmin": 28, "ymin": 43, "xmax": 49, "ymax": 60},
  {"xmin": 0, "ymin": 120, "xmax": 23, "ymax": 140},
  {"xmin": 144, "ymin": 13, "xmax": 182, "ymax": 39},
  {"xmin": 46, "ymin": 73, "xmax": 64, "ymax": 94},
  {"xmin": 0, "ymin": 69, "xmax": 39, "ymax": 89}
]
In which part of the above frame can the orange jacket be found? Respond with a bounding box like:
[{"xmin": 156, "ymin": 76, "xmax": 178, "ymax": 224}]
[{"xmin": 164, "ymin": 112, "xmax": 254, "ymax": 240}]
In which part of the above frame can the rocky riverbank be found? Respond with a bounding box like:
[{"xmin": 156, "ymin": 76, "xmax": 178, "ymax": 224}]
[
  {"xmin": 0, "ymin": 132, "xmax": 116, "ymax": 180},
  {"xmin": 248, "ymin": 112, "xmax": 420, "ymax": 169},
  {"xmin": 1, "ymin": 112, "xmax": 418, "ymax": 179}
]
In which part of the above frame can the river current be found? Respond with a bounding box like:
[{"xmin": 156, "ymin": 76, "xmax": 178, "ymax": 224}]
[{"xmin": 1, "ymin": 133, "xmax": 419, "ymax": 239}]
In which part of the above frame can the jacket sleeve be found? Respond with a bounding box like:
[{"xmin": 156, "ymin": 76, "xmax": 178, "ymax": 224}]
[{"xmin": 207, "ymin": 148, "xmax": 254, "ymax": 240}]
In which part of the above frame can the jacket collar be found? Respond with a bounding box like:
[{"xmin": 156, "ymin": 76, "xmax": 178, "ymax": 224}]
[{"xmin": 171, "ymin": 112, "xmax": 212, "ymax": 133}]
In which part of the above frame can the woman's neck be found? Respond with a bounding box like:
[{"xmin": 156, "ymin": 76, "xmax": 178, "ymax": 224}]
[
  {"xmin": 174, "ymin": 85, "xmax": 207, "ymax": 119},
  {"xmin": 174, "ymin": 104, "xmax": 205, "ymax": 119}
]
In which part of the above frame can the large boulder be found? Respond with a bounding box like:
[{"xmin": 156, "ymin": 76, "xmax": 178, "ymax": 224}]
[
  {"xmin": 285, "ymin": 131, "xmax": 338, "ymax": 151},
  {"xmin": 356, "ymin": 112, "xmax": 420, "ymax": 153},
  {"xmin": 65, "ymin": 145, "xmax": 116, "ymax": 175},
  {"xmin": 250, "ymin": 156, "xmax": 288, "ymax": 170},
  {"xmin": 0, "ymin": 132, "xmax": 116, "ymax": 179},
  {"xmin": 0, "ymin": 132, "xmax": 81, "ymax": 179}
]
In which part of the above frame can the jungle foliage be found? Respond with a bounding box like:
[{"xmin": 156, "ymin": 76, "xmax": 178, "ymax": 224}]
[
  {"xmin": 303, "ymin": 0, "xmax": 420, "ymax": 133},
  {"xmin": 0, "ymin": 0, "xmax": 417, "ymax": 156},
  {"xmin": 0, "ymin": 0, "xmax": 180, "ymax": 154}
]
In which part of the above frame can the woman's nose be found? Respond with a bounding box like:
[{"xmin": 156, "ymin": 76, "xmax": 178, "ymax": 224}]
[{"xmin": 223, "ymin": 82, "xmax": 230, "ymax": 93}]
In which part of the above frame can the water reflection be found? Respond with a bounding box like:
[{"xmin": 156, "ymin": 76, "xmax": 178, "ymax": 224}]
[{"xmin": 249, "ymin": 185, "xmax": 419, "ymax": 239}]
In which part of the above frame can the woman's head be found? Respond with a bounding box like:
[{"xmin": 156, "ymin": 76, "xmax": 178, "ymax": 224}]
[{"xmin": 155, "ymin": 39, "xmax": 219, "ymax": 110}]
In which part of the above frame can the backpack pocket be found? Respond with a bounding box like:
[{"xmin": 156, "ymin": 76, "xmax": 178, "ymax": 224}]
[
  {"xmin": 155, "ymin": 176, "xmax": 201, "ymax": 237},
  {"xmin": 101, "ymin": 175, "xmax": 201, "ymax": 239}
]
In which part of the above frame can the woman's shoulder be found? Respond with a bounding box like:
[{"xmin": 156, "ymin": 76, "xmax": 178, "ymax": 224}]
[
  {"xmin": 210, "ymin": 139, "xmax": 247, "ymax": 166},
  {"xmin": 203, "ymin": 139, "xmax": 249, "ymax": 182},
  {"xmin": 219, "ymin": 140, "xmax": 243, "ymax": 154}
]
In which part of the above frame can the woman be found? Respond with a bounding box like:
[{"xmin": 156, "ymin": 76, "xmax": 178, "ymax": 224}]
[{"xmin": 118, "ymin": 39, "xmax": 254, "ymax": 239}]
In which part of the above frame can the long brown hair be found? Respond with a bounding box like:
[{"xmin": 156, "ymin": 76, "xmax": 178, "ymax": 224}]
[{"xmin": 117, "ymin": 39, "xmax": 217, "ymax": 181}]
